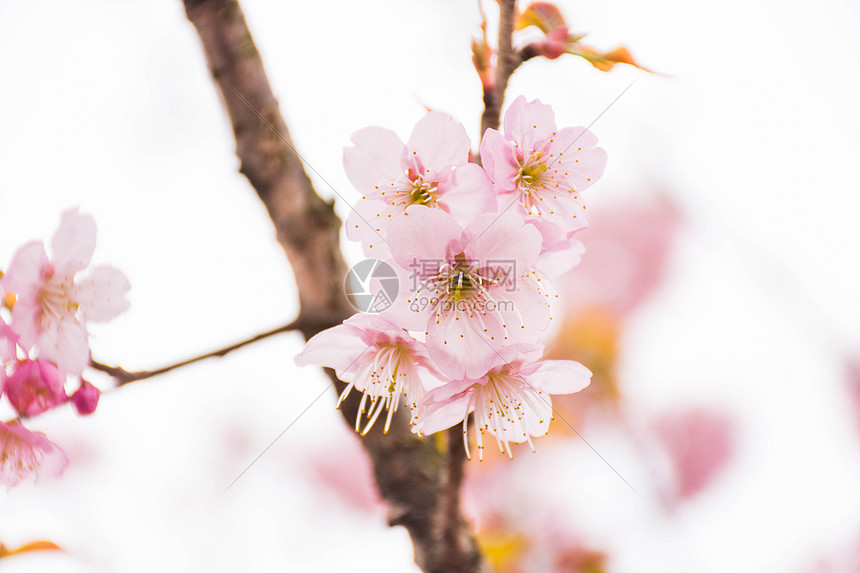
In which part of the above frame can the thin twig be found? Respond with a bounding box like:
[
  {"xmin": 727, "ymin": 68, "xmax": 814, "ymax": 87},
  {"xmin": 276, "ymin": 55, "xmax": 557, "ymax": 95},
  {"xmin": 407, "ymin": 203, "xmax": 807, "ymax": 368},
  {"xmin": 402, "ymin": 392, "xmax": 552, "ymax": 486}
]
[{"xmin": 90, "ymin": 318, "xmax": 310, "ymax": 385}]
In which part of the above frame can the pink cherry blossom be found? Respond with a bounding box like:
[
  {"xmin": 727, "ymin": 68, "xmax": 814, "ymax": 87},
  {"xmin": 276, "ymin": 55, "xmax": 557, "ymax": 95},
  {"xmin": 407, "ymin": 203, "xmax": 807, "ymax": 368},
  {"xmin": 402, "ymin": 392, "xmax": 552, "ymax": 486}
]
[
  {"xmin": 70, "ymin": 379, "xmax": 101, "ymax": 416},
  {"xmin": 652, "ymin": 407, "xmax": 734, "ymax": 504},
  {"xmin": 480, "ymin": 95, "xmax": 607, "ymax": 231},
  {"xmin": 420, "ymin": 344, "xmax": 591, "ymax": 459},
  {"xmin": 0, "ymin": 420, "xmax": 68, "ymax": 487},
  {"xmin": 3, "ymin": 359, "xmax": 68, "ymax": 417},
  {"xmin": 383, "ymin": 206, "xmax": 550, "ymax": 379},
  {"xmin": 295, "ymin": 313, "xmax": 443, "ymax": 434},
  {"xmin": 558, "ymin": 195, "xmax": 680, "ymax": 316},
  {"xmin": 2, "ymin": 209, "xmax": 131, "ymax": 376},
  {"xmin": 344, "ymin": 111, "xmax": 496, "ymax": 255}
]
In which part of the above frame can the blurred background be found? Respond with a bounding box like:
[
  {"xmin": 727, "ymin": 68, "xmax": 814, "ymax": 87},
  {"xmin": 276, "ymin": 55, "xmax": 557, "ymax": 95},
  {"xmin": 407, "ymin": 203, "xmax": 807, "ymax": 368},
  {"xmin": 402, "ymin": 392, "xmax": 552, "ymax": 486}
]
[{"xmin": 1, "ymin": 0, "xmax": 859, "ymax": 570}]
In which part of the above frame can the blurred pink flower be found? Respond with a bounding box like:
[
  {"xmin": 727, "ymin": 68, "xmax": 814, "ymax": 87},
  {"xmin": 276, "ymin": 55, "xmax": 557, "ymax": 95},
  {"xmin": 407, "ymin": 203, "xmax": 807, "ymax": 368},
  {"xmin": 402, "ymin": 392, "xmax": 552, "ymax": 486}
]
[
  {"xmin": 558, "ymin": 195, "xmax": 680, "ymax": 317},
  {"xmin": 70, "ymin": 379, "xmax": 100, "ymax": 416},
  {"xmin": 537, "ymin": 27, "xmax": 571, "ymax": 61},
  {"xmin": 3, "ymin": 359, "xmax": 67, "ymax": 417},
  {"xmin": 653, "ymin": 407, "xmax": 734, "ymax": 503},
  {"xmin": 2, "ymin": 209, "xmax": 130, "ymax": 376},
  {"xmin": 304, "ymin": 437, "xmax": 383, "ymax": 516},
  {"xmin": 845, "ymin": 360, "xmax": 860, "ymax": 436},
  {"xmin": 0, "ymin": 421, "xmax": 68, "ymax": 487}
]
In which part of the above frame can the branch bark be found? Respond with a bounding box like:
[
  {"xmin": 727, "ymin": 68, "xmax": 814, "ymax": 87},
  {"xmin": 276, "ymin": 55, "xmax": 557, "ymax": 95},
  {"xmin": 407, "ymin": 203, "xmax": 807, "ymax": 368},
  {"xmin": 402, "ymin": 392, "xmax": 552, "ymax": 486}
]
[
  {"xmin": 480, "ymin": 0, "xmax": 522, "ymax": 138},
  {"xmin": 90, "ymin": 318, "xmax": 310, "ymax": 384},
  {"xmin": 180, "ymin": 0, "xmax": 484, "ymax": 570}
]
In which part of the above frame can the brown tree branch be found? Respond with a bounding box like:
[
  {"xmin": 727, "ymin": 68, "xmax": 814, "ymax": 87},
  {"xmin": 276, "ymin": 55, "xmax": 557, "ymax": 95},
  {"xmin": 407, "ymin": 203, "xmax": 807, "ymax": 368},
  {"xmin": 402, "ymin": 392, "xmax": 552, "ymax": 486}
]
[
  {"xmin": 178, "ymin": 0, "xmax": 484, "ymax": 571},
  {"xmin": 480, "ymin": 0, "xmax": 522, "ymax": 137},
  {"xmin": 89, "ymin": 318, "xmax": 310, "ymax": 385}
]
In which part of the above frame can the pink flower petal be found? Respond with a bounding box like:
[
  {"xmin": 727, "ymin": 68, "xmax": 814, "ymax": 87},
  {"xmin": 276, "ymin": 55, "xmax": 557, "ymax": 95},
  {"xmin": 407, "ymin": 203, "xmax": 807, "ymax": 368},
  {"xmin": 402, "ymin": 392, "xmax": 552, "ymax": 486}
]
[
  {"xmin": 294, "ymin": 321, "xmax": 376, "ymax": 380},
  {"xmin": 535, "ymin": 239, "xmax": 585, "ymax": 276},
  {"xmin": 376, "ymin": 262, "xmax": 429, "ymax": 331},
  {"xmin": 9, "ymin": 298, "xmax": 42, "ymax": 352},
  {"xmin": 343, "ymin": 126, "xmax": 405, "ymax": 195},
  {"xmin": 74, "ymin": 266, "xmax": 131, "ymax": 322},
  {"xmin": 418, "ymin": 392, "xmax": 471, "ymax": 435},
  {"xmin": 2, "ymin": 241, "xmax": 48, "ymax": 295},
  {"xmin": 387, "ymin": 206, "xmax": 464, "ymax": 273},
  {"xmin": 0, "ymin": 319, "xmax": 19, "ymax": 362},
  {"xmin": 496, "ymin": 281, "xmax": 551, "ymax": 339},
  {"xmin": 547, "ymin": 126, "xmax": 608, "ymax": 193},
  {"xmin": 518, "ymin": 360, "xmax": 592, "ymax": 394},
  {"xmin": 461, "ymin": 210, "xmax": 542, "ymax": 272},
  {"xmin": 438, "ymin": 163, "xmax": 497, "ymax": 227},
  {"xmin": 479, "ymin": 128, "xmax": 520, "ymax": 194},
  {"xmin": 344, "ymin": 198, "xmax": 397, "ymax": 258},
  {"xmin": 405, "ymin": 112, "xmax": 470, "ymax": 179},
  {"xmin": 491, "ymin": 343, "xmax": 546, "ymax": 370},
  {"xmin": 425, "ymin": 306, "xmax": 502, "ymax": 379},
  {"xmin": 420, "ymin": 377, "xmax": 475, "ymax": 406},
  {"xmin": 36, "ymin": 319, "xmax": 90, "ymax": 377},
  {"xmin": 51, "ymin": 209, "xmax": 96, "ymax": 276},
  {"xmin": 503, "ymin": 96, "xmax": 558, "ymax": 154}
]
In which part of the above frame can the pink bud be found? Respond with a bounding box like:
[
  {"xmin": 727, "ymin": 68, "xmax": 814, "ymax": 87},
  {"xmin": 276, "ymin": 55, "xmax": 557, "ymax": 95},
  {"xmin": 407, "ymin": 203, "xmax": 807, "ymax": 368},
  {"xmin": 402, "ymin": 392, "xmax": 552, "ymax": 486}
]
[
  {"xmin": 4, "ymin": 360, "xmax": 68, "ymax": 417},
  {"xmin": 71, "ymin": 379, "xmax": 100, "ymax": 416},
  {"xmin": 539, "ymin": 26, "xmax": 571, "ymax": 60}
]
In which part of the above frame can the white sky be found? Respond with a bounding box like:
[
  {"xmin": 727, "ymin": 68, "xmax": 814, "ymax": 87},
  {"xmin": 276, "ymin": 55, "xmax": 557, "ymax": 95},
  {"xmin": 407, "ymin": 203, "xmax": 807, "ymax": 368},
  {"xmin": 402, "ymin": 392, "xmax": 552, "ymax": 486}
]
[{"xmin": 1, "ymin": 0, "xmax": 859, "ymax": 571}]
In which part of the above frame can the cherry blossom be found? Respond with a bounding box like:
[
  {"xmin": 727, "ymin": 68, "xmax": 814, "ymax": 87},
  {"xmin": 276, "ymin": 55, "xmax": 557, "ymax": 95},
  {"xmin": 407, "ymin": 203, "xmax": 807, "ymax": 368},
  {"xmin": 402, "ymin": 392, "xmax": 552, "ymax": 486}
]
[
  {"xmin": 652, "ymin": 407, "xmax": 734, "ymax": 504},
  {"xmin": 295, "ymin": 313, "xmax": 443, "ymax": 434},
  {"xmin": 2, "ymin": 210, "xmax": 130, "ymax": 376},
  {"xmin": 344, "ymin": 111, "xmax": 496, "ymax": 256},
  {"xmin": 3, "ymin": 359, "xmax": 68, "ymax": 417},
  {"xmin": 480, "ymin": 96, "xmax": 606, "ymax": 232},
  {"xmin": 0, "ymin": 421, "xmax": 68, "ymax": 487},
  {"xmin": 70, "ymin": 379, "xmax": 101, "ymax": 416},
  {"xmin": 420, "ymin": 344, "xmax": 591, "ymax": 459},
  {"xmin": 383, "ymin": 206, "xmax": 551, "ymax": 379}
]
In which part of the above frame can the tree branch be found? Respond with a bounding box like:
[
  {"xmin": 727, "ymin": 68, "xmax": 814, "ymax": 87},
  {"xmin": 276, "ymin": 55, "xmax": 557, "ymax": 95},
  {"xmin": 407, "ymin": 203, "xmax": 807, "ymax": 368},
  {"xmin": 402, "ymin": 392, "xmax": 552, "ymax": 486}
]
[
  {"xmin": 179, "ymin": 0, "xmax": 484, "ymax": 570},
  {"xmin": 90, "ymin": 318, "xmax": 310, "ymax": 385},
  {"xmin": 480, "ymin": 0, "xmax": 522, "ymax": 137}
]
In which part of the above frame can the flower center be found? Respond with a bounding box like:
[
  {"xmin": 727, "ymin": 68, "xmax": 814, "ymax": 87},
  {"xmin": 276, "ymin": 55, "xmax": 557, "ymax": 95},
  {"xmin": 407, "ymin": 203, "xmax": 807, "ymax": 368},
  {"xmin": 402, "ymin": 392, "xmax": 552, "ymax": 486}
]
[
  {"xmin": 336, "ymin": 342, "xmax": 425, "ymax": 435},
  {"xmin": 461, "ymin": 372, "xmax": 549, "ymax": 460},
  {"xmin": 515, "ymin": 153, "xmax": 548, "ymax": 213},
  {"xmin": 38, "ymin": 276, "xmax": 77, "ymax": 325},
  {"xmin": 408, "ymin": 176, "xmax": 437, "ymax": 206},
  {"xmin": 433, "ymin": 253, "xmax": 497, "ymax": 303}
]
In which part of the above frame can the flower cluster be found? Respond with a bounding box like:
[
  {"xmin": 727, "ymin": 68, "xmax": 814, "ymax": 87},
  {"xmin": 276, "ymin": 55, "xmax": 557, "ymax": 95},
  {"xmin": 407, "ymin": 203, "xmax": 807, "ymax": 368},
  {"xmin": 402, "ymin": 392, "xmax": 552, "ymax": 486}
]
[
  {"xmin": 1, "ymin": 210, "xmax": 130, "ymax": 486},
  {"xmin": 296, "ymin": 97, "xmax": 605, "ymax": 459}
]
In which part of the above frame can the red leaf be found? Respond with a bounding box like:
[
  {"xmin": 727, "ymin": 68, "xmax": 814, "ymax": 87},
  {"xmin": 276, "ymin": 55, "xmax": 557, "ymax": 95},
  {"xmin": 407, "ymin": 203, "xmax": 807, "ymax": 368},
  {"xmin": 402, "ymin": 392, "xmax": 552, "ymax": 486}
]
[{"xmin": 516, "ymin": 2, "xmax": 567, "ymax": 34}]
